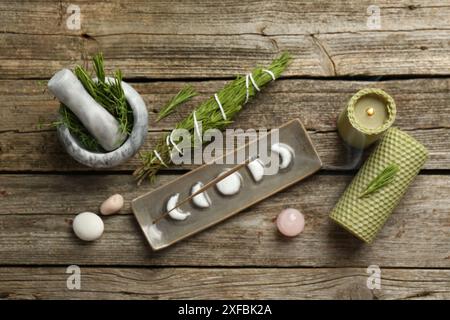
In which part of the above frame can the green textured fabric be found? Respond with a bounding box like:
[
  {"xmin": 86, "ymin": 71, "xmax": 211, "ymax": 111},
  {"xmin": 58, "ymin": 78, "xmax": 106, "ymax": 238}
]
[{"xmin": 330, "ymin": 127, "xmax": 428, "ymax": 243}]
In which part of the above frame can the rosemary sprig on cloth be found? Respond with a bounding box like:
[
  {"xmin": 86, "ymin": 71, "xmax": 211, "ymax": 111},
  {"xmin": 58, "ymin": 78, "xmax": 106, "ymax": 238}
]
[
  {"xmin": 134, "ymin": 52, "xmax": 292, "ymax": 184},
  {"xmin": 360, "ymin": 163, "xmax": 399, "ymax": 198}
]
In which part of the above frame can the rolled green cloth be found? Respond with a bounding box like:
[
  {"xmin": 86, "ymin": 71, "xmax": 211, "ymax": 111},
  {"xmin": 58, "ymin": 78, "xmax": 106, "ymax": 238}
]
[{"xmin": 330, "ymin": 127, "xmax": 428, "ymax": 243}]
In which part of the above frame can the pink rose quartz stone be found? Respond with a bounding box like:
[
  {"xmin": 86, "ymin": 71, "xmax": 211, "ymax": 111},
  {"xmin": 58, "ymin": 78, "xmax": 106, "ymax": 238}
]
[{"xmin": 276, "ymin": 208, "xmax": 305, "ymax": 237}]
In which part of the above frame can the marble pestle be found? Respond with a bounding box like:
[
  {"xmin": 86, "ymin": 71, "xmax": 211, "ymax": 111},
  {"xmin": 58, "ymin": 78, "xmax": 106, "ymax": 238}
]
[{"xmin": 48, "ymin": 69, "xmax": 127, "ymax": 151}]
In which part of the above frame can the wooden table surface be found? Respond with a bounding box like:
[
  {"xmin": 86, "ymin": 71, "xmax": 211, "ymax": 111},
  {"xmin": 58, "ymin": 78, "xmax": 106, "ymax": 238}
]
[{"xmin": 1, "ymin": 1, "xmax": 449, "ymax": 300}]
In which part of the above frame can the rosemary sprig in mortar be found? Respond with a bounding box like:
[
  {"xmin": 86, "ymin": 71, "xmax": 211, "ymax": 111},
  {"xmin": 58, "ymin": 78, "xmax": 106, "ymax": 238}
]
[
  {"xmin": 359, "ymin": 163, "xmax": 399, "ymax": 198},
  {"xmin": 54, "ymin": 53, "xmax": 133, "ymax": 151},
  {"xmin": 134, "ymin": 52, "xmax": 292, "ymax": 184}
]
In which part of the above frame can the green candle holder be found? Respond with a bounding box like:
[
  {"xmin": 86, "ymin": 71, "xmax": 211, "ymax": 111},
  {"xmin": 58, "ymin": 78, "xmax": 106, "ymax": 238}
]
[{"xmin": 337, "ymin": 88, "xmax": 396, "ymax": 149}]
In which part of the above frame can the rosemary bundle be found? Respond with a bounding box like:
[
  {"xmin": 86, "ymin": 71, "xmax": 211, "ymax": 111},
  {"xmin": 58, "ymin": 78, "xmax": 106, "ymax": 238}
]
[
  {"xmin": 360, "ymin": 163, "xmax": 399, "ymax": 198},
  {"xmin": 55, "ymin": 53, "xmax": 133, "ymax": 152},
  {"xmin": 134, "ymin": 52, "xmax": 292, "ymax": 184}
]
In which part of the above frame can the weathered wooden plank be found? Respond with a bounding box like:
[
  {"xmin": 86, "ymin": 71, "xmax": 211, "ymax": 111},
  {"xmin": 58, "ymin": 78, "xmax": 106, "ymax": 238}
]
[
  {"xmin": 4, "ymin": 1, "xmax": 450, "ymax": 35},
  {"xmin": 0, "ymin": 129, "xmax": 447, "ymax": 171},
  {"xmin": 1, "ymin": 1, "xmax": 450, "ymax": 79},
  {"xmin": 0, "ymin": 174, "xmax": 448, "ymax": 267},
  {"xmin": 1, "ymin": 78, "xmax": 449, "ymax": 171},
  {"xmin": 1, "ymin": 267, "xmax": 449, "ymax": 300},
  {"xmin": 2, "ymin": 78, "xmax": 450, "ymax": 132}
]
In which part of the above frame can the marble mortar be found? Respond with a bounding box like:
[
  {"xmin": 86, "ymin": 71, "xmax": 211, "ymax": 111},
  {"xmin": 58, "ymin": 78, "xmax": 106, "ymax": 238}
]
[{"xmin": 56, "ymin": 77, "xmax": 148, "ymax": 168}]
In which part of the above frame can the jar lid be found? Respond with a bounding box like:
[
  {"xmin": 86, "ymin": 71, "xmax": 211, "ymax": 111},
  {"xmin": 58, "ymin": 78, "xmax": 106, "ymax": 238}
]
[{"xmin": 347, "ymin": 88, "xmax": 396, "ymax": 135}]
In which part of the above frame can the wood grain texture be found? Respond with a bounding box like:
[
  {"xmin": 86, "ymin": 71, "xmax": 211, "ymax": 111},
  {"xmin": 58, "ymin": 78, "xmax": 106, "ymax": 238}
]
[
  {"xmin": 2, "ymin": 78, "xmax": 450, "ymax": 132},
  {"xmin": 0, "ymin": 174, "xmax": 449, "ymax": 267},
  {"xmin": 1, "ymin": 0, "xmax": 450, "ymax": 301},
  {"xmin": 1, "ymin": 1, "xmax": 450, "ymax": 79},
  {"xmin": 1, "ymin": 267, "xmax": 449, "ymax": 300},
  {"xmin": 2, "ymin": 129, "xmax": 447, "ymax": 172},
  {"xmin": 1, "ymin": 78, "xmax": 449, "ymax": 171}
]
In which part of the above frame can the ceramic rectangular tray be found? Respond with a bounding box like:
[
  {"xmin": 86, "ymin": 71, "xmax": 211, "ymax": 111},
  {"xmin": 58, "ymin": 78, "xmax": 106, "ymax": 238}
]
[{"xmin": 132, "ymin": 119, "xmax": 322, "ymax": 250}]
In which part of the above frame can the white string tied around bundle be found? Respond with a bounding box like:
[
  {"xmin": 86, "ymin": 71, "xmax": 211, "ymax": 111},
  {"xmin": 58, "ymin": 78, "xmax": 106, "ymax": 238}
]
[
  {"xmin": 192, "ymin": 110, "xmax": 202, "ymax": 142},
  {"xmin": 262, "ymin": 68, "xmax": 276, "ymax": 81},
  {"xmin": 166, "ymin": 131, "xmax": 184, "ymax": 155},
  {"xmin": 214, "ymin": 93, "xmax": 227, "ymax": 120},
  {"xmin": 245, "ymin": 73, "xmax": 260, "ymax": 104},
  {"xmin": 153, "ymin": 150, "xmax": 167, "ymax": 167}
]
